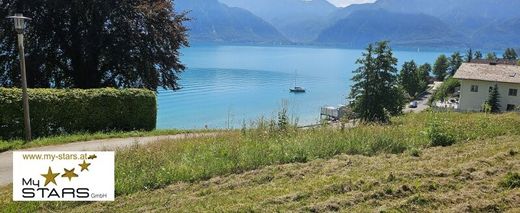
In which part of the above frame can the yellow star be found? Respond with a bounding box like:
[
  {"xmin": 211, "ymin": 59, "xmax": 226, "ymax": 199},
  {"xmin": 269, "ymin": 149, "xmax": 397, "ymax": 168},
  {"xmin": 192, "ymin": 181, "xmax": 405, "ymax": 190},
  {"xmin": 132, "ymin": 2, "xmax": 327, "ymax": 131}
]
[
  {"xmin": 62, "ymin": 168, "xmax": 78, "ymax": 181},
  {"xmin": 41, "ymin": 167, "xmax": 60, "ymax": 186},
  {"xmin": 79, "ymin": 160, "xmax": 91, "ymax": 172}
]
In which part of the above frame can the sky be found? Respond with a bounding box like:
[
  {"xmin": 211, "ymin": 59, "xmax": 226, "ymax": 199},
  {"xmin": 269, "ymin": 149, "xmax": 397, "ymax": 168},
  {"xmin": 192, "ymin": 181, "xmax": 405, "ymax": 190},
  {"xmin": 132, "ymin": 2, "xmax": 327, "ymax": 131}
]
[{"xmin": 327, "ymin": 0, "xmax": 376, "ymax": 7}]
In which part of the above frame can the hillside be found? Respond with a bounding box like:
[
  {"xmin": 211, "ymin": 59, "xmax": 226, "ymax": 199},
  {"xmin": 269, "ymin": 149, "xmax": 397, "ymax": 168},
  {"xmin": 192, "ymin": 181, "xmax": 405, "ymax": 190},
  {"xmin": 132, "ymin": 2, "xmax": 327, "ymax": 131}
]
[
  {"xmin": 219, "ymin": 0, "xmax": 337, "ymax": 42},
  {"xmin": 317, "ymin": 10, "xmax": 462, "ymax": 48},
  {"xmin": 175, "ymin": 0, "xmax": 288, "ymax": 44},
  {"xmin": 2, "ymin": 112, "xmax": 520, "ymax": 211},
  {"xmin": 69, "ymin": 135, "xmax": 520, "ymax": 212}
]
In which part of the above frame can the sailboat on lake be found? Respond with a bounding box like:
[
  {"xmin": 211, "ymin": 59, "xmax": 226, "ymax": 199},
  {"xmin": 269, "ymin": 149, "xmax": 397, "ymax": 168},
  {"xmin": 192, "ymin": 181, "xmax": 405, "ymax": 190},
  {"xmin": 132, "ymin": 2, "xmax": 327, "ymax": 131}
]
[{"xmin": 290, "ymin": 70, "xmax": 306, "ymax": 93}]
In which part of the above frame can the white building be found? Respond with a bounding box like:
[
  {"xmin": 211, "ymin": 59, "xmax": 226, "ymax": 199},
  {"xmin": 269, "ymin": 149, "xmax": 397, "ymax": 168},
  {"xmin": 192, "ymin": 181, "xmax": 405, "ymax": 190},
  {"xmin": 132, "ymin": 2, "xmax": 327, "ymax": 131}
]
[{"xmin": 453, "ymin": 63, "xmax": 520, "ymax": 112}]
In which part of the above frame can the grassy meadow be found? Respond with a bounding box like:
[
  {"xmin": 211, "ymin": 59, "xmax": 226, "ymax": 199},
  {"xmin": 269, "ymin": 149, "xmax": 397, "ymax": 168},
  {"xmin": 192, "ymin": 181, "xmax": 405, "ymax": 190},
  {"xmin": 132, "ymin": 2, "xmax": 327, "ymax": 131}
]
[
  {"xmin": 68, "ymin": 135, "xmax": 520, "ymax": 212},
  {"xmin": 1, "ymin": 112, "xmax": 520, "ymax": 211}
]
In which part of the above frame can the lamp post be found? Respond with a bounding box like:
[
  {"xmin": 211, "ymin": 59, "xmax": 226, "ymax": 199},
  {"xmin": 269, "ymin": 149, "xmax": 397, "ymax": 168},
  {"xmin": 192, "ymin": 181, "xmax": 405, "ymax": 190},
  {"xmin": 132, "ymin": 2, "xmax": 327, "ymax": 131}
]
[{"xmin": 7, "ymin": 14, "xmax": 32, "ymax": 142}]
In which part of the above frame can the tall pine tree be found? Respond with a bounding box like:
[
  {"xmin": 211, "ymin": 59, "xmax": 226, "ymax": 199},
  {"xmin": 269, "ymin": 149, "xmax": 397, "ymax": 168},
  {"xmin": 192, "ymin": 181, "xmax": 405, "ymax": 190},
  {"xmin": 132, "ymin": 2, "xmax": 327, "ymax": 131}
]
[
  {"xmin": 448, "ymin": 52, "xmax": 463, "ymax": 76},
  {"xmin": 417, "ymin": 63, "xmax": 431, "ymax": 93},
  {"xmin": 349, "ymin": 41, "xmax": 404, "ymax": 123},
  {"xmin": 503, "ymin": 48, "xmax": 518, "ymax": 60},
  {"xmin": 474, "ymin": 51, "xmax": 483, "ymax": 60},
  {"xmin": 400, "ymin": 61, "xmax": 420, "ymax": 98},
  {"xmin": 433, "ymin": 54, "xmax": 449, "ymax": 81},
  {"xmin": 486, "ymin": 84, "xmax": 501, "ymax": 113},
  {"xmin": 465, "ymin": 49, "xmax": 474, "ymax": 62}
]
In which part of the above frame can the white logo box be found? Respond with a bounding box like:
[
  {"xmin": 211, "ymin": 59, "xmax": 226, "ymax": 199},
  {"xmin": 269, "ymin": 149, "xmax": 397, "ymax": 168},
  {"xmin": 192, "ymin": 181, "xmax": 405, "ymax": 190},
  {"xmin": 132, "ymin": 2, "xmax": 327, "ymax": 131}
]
[{"xmin": 13, "ymin": 151, "xmax": 114, "ymax": 201}]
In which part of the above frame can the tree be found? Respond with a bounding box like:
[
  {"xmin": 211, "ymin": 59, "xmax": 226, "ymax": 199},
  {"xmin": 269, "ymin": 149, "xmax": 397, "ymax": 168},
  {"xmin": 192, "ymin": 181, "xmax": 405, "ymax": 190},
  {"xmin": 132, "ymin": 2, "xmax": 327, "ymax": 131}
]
[
  {"xmin": 486, "ymin": 52, "xmax": 498, "ymax": 61},
  {"xmin": 465, "ymin": 48, "xmax": 474, "ymax": 62},
  {"xmin": 433, "ymin": 54, "xmax": 449, "ymax": 81},
  {"xmin": 503, "ymin": 48, "xmax": 518, "ymax": 60},
  {"xmin": 430, "ymin": 77, "xmax": 460, "ymax": 105},
  {"xmin": 417, "ymin": 63, "xmax": 431, "ymax": 91},
  {"xmin": 448, "ymin": 52, "xmax": 463, "ymax": 76},
  {"xmin": 399, "ymin": 61, "xmax": 420, "ymax": 98},
  {"xmin": 484, "ymin": 84, "xmax": 501, "ymax": 113},
  {"xmin": 349, "ymin": 41, "xmax": 404, "ymax": 123},
  {"xmin": 0, "ymin": 0, "xmax": 189, "ymax": 91},
  {"xmin": 474, "ymin": 51, "xmax": 483, "ymax": 60}
]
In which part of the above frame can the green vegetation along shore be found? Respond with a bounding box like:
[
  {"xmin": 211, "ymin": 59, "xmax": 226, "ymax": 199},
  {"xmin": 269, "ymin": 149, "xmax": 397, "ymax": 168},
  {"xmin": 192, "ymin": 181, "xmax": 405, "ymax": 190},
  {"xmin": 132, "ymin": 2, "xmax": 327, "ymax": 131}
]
[{"xmin": 1, "ymin": 112, "xmax": 519, "ymax": 212}]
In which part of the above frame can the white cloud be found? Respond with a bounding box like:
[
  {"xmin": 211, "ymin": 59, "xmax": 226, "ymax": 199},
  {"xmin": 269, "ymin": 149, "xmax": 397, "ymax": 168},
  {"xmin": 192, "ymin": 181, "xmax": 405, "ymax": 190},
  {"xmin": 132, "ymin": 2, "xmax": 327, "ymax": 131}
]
[{"xmin": 327, "ymin": 0, "xmax": 377, "ymax": 7}]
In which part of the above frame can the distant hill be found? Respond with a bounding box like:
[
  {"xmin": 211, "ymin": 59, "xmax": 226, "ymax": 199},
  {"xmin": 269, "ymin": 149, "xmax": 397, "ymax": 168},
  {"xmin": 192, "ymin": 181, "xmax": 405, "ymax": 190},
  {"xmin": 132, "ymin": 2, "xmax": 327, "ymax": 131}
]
[
  {"xmin": 317, "ymin": 10, "xmax": 463, "ymax": 48},
  {"xmin": 219, "ymin": 0, "xmax": 337, "ymax": 42},
  {"xmin": 327, "ymin": 0, "xmax": 520, "ymax": 48},
  {"xmin": 175, "ymin": 0, "xmax": 288, "ymax": 44},
  {"xmin": 472, "ymin": 18, "xmax": 520, "ymax": 49},
  {"xmin": 372, "ymin": 0, "xmax": 520, "ymax": 39}
]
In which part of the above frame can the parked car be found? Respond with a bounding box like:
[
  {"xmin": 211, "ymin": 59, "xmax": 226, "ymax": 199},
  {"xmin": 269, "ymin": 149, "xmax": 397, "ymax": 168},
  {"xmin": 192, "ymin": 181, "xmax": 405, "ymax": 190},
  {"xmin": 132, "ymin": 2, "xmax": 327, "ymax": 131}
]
[{"xmin": 409, "ymin": 101, "xmax": 418, "ymax": 108}]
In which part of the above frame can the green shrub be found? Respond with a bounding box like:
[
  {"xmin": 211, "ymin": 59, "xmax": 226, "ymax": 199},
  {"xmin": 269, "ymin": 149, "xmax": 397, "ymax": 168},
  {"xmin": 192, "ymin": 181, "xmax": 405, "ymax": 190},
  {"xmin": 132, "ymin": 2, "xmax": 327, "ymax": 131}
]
[
  {"xmin": 500, "ymin": 172, "xmax": 520, "ymax": 189},
  {"xmin": 429, "ymin": 78, "xmax": 460, "ymax": 104},
  {"xmin": 426, "ymin": 120, "xmax": 455, "ymax": 147},
  {"xmin": 0, "ymin": 88, "xmax": 156, "ymax": 139},
  {"xmin": 482, "ymin": 102, "xmax": 492, "ymax": 113},
  {"xmin": 409, "ymin": 148, "xmax": 421, "ymax": 157}
]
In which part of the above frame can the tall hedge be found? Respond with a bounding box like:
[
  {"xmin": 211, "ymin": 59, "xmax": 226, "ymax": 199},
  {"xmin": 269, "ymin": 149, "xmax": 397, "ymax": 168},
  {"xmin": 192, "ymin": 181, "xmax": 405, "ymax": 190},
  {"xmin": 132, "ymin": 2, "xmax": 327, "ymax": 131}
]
[{"xmin": 0, "ymin": 88, "xmax": 156, "ymax": 139}]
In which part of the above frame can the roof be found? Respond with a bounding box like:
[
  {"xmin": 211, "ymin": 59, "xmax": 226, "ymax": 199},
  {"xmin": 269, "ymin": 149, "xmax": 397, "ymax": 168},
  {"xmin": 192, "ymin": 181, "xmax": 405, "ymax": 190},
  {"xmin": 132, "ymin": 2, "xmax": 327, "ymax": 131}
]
[
  {"xmin": 471, "ymin": 59, "xmax": 518, "ymax": 66},
  {"xmin": 453, "ymin": 63, "xmax": 520, "ymax": 84}
]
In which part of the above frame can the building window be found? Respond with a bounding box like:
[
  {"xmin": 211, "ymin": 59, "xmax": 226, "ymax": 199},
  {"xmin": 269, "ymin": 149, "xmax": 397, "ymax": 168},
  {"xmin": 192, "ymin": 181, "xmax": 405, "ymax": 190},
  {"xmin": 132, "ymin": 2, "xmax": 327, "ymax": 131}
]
[
  {"xmin": 507, "ymin": 104, "xmax": 516, "ymax": 111},
  {"xmin": 470, "ymin": 85, "xmax": 479, "ymax": 92},
  {"xmin": 509, "ymin": 89, "xmax": 518, "ymax": 96},
  {"xmin": 489, "ymin": 87, "xmax": 493, "ymax": 93}
]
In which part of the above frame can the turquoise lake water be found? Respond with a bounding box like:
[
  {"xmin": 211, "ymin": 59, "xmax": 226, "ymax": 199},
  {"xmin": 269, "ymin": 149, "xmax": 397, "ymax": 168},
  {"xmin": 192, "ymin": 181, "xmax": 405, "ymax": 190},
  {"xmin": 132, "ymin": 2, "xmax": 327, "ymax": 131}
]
[{"xmin": 157, "ymin": 45, "xmax": 445, "ymax": 129}]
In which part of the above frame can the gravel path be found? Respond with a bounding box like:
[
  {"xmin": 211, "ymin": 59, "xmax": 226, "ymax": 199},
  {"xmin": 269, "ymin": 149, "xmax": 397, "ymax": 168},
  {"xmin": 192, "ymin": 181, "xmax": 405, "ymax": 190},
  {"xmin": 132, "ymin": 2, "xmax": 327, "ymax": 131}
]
[{"xmin": 0, "ymin": 133, "xmax": 216, "ymax": 187}]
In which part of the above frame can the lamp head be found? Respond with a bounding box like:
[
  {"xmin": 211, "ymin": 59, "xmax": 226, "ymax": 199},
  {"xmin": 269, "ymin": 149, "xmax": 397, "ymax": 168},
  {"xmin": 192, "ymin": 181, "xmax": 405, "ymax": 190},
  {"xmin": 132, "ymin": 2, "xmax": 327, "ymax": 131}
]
[{"xmin": 6, "ymin": 13, "xmax": 31, "ymax": 33}]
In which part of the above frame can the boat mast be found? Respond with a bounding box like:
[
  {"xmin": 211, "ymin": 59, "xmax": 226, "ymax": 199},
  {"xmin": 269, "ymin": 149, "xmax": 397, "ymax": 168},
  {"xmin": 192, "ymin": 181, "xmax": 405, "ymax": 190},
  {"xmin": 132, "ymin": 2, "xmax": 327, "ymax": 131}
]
[{"xmin": 294, "ymin": 70, "xmax": 297, "ymax": 87}]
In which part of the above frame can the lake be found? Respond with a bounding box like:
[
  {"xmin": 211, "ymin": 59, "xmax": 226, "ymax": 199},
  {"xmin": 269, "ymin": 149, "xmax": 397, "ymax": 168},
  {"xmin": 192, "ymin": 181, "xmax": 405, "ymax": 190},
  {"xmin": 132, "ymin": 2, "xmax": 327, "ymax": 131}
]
[{"xmin": 157, "ymin": 45, "xmax": 445, "ymax": 129}]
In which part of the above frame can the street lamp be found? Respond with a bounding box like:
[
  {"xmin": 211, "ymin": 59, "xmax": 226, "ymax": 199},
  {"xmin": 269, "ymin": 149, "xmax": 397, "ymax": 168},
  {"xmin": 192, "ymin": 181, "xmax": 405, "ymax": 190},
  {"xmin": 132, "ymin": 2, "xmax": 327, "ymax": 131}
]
[{"xmin": 7, "ymin": 14, "xmax": 32, "ymax": 142}]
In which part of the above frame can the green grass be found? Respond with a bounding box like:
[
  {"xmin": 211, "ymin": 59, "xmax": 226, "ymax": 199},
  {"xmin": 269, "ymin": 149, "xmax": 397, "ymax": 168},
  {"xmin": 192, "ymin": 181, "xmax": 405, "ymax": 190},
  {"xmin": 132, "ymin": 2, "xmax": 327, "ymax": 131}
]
[
  {"xmin": 0, "ymin": 129, "xmax": 206, "ymax": 152},
  {"xmin": 1, "ymin": 112, "xmax": 520, "ymax": 211},
  {"xmin": 500, "ymin": 172, "xmax": 520, "ymax": 189},
  {"xmin": 111, "ymin": 112, "xmax": 520, "ymax": 196}
]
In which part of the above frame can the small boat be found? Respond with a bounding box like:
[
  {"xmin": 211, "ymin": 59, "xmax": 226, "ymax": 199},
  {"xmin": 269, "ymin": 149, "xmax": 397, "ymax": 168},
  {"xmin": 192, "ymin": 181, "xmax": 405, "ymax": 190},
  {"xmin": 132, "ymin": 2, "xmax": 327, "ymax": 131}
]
[
  {"xmin": 289, "ymin": 70, "xmax": 306, "ymax": 93},
  {"xmin": 290, "ymin": 86, "xmax": 306, "ymax": 93}
]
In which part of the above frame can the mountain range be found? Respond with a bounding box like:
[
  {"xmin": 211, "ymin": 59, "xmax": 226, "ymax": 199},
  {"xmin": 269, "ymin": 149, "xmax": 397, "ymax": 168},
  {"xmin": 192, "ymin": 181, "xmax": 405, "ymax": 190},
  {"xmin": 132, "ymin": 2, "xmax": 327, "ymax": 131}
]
[
  {"xmin": 317, "ymin": 10, "xmax": 463, "ymax": 47},
  {"xmin": 219, "ymin": 0, "xmax": 337, "ymax": 42},
  {"xmin": 175, "ymin": 0, "xmax": 287, "ymax": 44},
  {"xmin": 326, "ymin": 0, "xmax": 520, "ymax": 48},
  {"xmin": 176, "ymin": 0, "xmax": 520, "ymax": 49}
]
